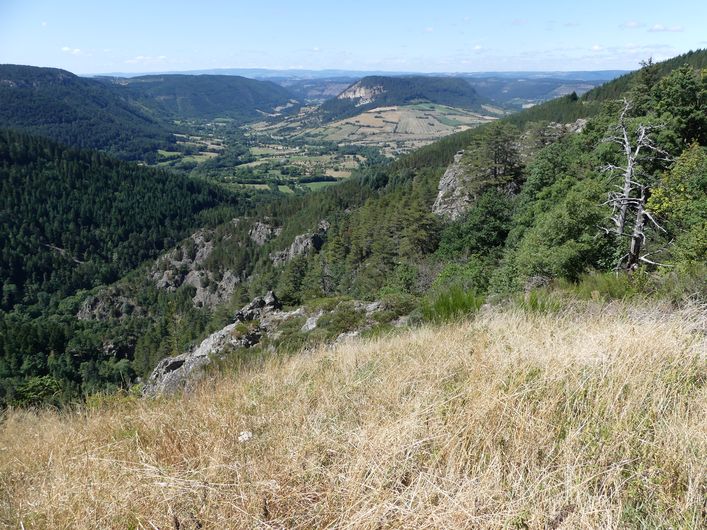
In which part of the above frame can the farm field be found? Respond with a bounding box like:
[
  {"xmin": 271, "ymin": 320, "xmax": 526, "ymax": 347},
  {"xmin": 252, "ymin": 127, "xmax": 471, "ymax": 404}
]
[{"xmin": 252, "ymin": 103, "xmax": 498, "ymax": 156}]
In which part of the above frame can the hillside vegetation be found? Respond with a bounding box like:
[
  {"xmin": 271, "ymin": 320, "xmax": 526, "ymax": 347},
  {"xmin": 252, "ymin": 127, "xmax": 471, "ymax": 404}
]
[
  {"xmin": 0, "ymin": 130, "xmax": 245, "ymax": 309},
  {"xmin": 1, "ymin": 302, "xmax": 704, "ymax": 528},
  {"xmin": 0, "ymin": 65, "xmax": 174, "ymax": 160},
  {"xmin": 109, "ymin": 74, "xmax": 299, "ymax": 121}
]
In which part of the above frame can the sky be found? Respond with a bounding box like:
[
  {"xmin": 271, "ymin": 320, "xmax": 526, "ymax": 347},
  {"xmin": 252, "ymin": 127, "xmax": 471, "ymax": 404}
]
[{"xmin": 0, "ymin": 0, "xmax": 705, "ymax": 74}]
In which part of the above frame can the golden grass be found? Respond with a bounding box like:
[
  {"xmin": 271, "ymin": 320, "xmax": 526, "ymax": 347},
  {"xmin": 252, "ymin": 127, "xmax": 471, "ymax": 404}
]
[{"xmin": 1, "ymin": 303, "xmax": 705, "ymax": 529}]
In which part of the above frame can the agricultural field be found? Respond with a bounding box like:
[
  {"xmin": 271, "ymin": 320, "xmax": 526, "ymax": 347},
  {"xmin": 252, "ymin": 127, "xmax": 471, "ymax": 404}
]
[
  {"xmin": 149, "ymin": 102, "xmax": 496, "ymax": 194},
  {"xmin": 252, "ymin": 103, "xmax": 498, "ymax": 156}
]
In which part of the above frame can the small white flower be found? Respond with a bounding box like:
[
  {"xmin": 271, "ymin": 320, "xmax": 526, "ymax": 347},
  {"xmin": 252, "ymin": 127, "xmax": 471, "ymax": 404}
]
[{"xmin": 238, "ymin": 431, "xmax": 253, "ymax": 443}]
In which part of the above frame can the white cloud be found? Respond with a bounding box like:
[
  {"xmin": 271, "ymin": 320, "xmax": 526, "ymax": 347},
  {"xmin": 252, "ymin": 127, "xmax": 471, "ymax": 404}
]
[
  {"xmin": 648, "ymin": 24, "xmax": 684, "ymax": 32},
  {"xmin": 61, "ymin": 46, "xmax": 82, "ymax": 55},
  {"xmin": 312, "ymin": 46, "xmax": 321, "ymax": 52},
  {"xmin": 473, "ymin": 44, "xmax": 483, "ymax": 51},
  {"xmin": 620, "ymin": 20, "xmax": 644, "ymax": 29},
  {"xmin": 564, "ymin": 21, "xmax": 580, "ymax": 27},
  {"xmin": 511, "ymin": 18, "xmax": 527, "ymax": 26},
  {"xmin": 41, "ymin": 21, "xmax": 47, "ymax": 27},
  {"xmin": 591, "ymin": 44, "xmax": 603, "ymax": 51},
  {"xmin": 424, "ymin": 27, "xmax": 434, "ymax": 33}
]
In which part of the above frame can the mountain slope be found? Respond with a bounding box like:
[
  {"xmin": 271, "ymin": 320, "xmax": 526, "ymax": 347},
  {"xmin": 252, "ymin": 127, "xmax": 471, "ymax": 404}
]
[
  {"xmin": 106, "ymin": 74, "xmax": 300, "ymax": 120},
  {"xmin": 0, "ymin": 129, "xmax": 243, "ymax": 309},
  {"xmin": 0, "ymin": 65, "xmax": 174, "ymax": 160},
  {"xmin": 509, "ymin": 48, "xmax": 707, "ymax": 125},
  {"xmin": 319, "ymin": 76, "xmax": 484, "ymax": 121}
]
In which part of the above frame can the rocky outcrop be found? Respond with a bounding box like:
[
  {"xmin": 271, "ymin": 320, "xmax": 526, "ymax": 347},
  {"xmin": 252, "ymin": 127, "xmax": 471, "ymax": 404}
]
[
  {"xmin": 150, "ymin": 229, "xmax": 240, "ymax": 309},
  {"xmin": 337, "ymin": 82, "xmax": 385, "ymax": 106},
  {"xmin": 432, "ymin": 151, "xmax": 471, "ymax": 220},
  {"xmin": 142, "ymin": 291, "xmax": 413, "ymax": 397},
  {"xmin": 270, "ymin": 220, "xmax": 330, "ymax": 266},
  {"xmin": 77, "ymin": 287, "xmax": 144, "ymax": 321},
  {"xmin": 249, "ymin": 221, "xmax": 282, "ymax": 246},
  {"xmin": 566, "ymin": 118, "xmax": 588, "ymax": 134},
  {"xmin": 142, "ymin": 322, "xmax": 257, "ymax": 396},
  {"xmin": 433, "ymin": 119, "xmax": 589, "ymax": 221},
  {"xmin": 142, "ymin": 291, "xmax": 282, "ymax": 396}
]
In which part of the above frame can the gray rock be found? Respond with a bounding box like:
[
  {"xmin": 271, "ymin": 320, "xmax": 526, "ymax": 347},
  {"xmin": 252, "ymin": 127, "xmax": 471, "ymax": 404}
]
[
  {"xmin": 365, "ymin": 301, "xmax": 384, "ymax": 314},
  {"xmin": 567, "ymin": 118, "xmax": 588, "ymax": 134},
  {"xmin": 142, "ymin": 321, "xmax": 246, "ymax": 396},
  {"xmin": 77, "ymin": 289, "xmax": 143, "ymax": 321},
  {"xmin": 335, "ymin": 330, "xmax": 360, "ymax": 343},
  {"xmin": 301, "ymin": 310, "xmax": 324, "ymax": 332},
  {"xmin": 270, "ymin": 220, "xmax": 329, "ymax": 266},
  {"xmin": 432, "ymin": 151, "xmax": 472, "ymax": 221},
  {"xmin": 249, "ymin": 221, "xmax": 282, "ymax": 246},
  {"xmin": 142, "ymin": 291, "xmax": 297, "ymax": 396},
  {"xmin": 149, "ymin": 229, "xmax": 241, "ymax": 309},
  {"xmin": 235, "ymin": 290, "xmax": 281, "ymax": 322}
]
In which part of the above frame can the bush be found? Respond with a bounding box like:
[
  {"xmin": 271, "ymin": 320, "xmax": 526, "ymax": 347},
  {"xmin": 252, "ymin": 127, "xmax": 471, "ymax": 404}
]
[{"xmin": 558, "ymin": 271, "xmax": 642, "ymax": 301}]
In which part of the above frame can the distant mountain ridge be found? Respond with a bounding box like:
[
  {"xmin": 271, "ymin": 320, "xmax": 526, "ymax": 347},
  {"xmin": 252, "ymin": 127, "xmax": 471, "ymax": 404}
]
[
  {"xmin": 0, "ymin": 65, "xmax": 302, "ymax": 159},
  {"xmin": 88, "ymin": 67, "xmax": 627, "ymax": 81},
  {"xmin": 98, "ymin": 74, "xmax": 300, "ymax": 120},
  {"xmin": 319, "ymin": 75, "xmax": 485, "ymax": 121},
  {"xmin": 0, "ymin": 64, "xmax": 174, "ymax": 160}
]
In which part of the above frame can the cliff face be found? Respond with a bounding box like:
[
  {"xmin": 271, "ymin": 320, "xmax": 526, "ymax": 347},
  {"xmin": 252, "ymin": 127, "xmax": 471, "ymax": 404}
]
[
  {"xmin": 432, "ymin": 151, "xmax": 472, "ymax": 220},
  {"xmin": 336, "ymin": 82, "xmax": 385, "ymax": 106}
]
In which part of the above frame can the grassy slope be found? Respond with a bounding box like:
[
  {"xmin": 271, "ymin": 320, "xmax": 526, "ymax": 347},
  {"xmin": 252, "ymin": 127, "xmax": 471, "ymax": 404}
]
[{"xmin": 1, "ymin": 302, "xmax": 704, "ymax": 528}]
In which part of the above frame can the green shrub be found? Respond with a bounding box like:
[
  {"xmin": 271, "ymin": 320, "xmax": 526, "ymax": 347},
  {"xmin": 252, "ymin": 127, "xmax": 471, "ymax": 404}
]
[
  {"xmin": 514, "ymin": 289, "xmax": 562, "ymax": 314},
  {"xmin": 558, "ymin": 271, "xmax": 641, "ymax": 301},
  {"xmin": 421, "ymin": 287, "xmax": 485, "ymax": 323}
]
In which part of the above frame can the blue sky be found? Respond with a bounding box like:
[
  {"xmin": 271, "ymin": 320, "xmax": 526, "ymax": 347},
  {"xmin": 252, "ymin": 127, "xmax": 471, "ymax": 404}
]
[{"xmin": 1, "ymin": 0, "xmax": 705, "ymax": 74}]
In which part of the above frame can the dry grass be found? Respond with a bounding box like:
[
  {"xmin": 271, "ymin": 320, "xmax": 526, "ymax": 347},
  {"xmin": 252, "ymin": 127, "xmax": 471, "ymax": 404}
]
[{"xmin": 1, "ymin": 303, "xmax": 705, "ymax": 529}]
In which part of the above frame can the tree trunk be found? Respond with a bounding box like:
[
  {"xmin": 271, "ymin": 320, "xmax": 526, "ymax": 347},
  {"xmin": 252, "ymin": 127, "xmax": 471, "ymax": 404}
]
[{"xmin": 626, "ymin": 186, "xmax": 646, "ymax": 269}]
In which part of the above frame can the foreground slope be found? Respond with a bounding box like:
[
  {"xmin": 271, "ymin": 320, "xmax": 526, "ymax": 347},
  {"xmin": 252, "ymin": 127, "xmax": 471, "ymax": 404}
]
[{"xmin": 1, "ymin": 302, "xmax": 704, "ymax": 528}]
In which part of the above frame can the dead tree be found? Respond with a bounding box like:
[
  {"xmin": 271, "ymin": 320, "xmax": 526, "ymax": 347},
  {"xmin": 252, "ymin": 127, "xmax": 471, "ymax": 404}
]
[{"xmin": 602, "ymin": 99, "xmax": 672, "ymax": 270}]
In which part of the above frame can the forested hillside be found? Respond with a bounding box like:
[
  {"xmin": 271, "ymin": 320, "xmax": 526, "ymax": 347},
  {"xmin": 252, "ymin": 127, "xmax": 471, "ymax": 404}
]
[
  {"xmin": 320, "ymin": 76, "xmax": 484, "ymax": 121},
  {"xmin": 0, "ymin": 130, "xmax": 246, "ymax": 310},
  {"xmin": 106, "ymin": 74, "xmax": 299, "ymax": 120},
  {"xmin": 0, "ymin": 65, "xmax": 174, "ymax": 160}
]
